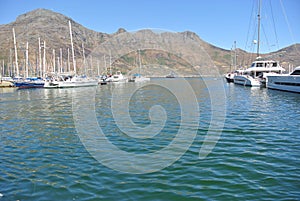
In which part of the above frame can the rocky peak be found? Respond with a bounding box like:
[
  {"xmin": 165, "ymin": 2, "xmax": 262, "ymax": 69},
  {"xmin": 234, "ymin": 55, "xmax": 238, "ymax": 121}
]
[
  {"xmin": 15, "ymin": 9, "xmax": 69, "ymax": 25},
  {"xmin": 116, "ymin": 28, "xmax": 127, "ymax": 34}
]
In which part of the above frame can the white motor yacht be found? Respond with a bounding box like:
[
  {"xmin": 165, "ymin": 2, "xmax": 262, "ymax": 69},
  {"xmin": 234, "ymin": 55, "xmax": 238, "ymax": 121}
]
[
  {"xmin": 105, "ymin": 71, "xmax": 128, "ymax": 83},
  {"xmin": 266, "ymin": 66, "xmax": 300, "ymax": 93},
  {"xmin": 225, "ymin": 70, "xmax": 244, "ymax": 83},
  {"xmin": 44, "ymin": 74, "xmax": 98, "ymax": 88},
  {"xmin": 233, "ymin": 59, "xmax": 285, "ymax": 87},
  {"xmin": 128, "ymin": 74, "xmax": 150, "ymax": 82}
]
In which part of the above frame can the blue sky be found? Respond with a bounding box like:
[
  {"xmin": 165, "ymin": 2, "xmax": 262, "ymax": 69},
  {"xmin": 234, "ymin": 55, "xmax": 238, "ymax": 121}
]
[{"xmin": 0, "ymin": 0, "xmax": 299, "ymax": 53}]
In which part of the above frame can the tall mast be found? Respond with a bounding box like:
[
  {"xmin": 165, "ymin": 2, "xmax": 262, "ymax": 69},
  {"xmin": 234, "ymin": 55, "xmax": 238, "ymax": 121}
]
[
  {"xmin": 90, "ymin": 56, "xmax": 93, "ymax": 76},
  {"xmin": 43, "ymin": 40, "xmax": 46, "ymax": 77},
  {"xmin": 257, "ymin": 0, "xmax": 261, "ymax": 58},
  {"xmin": 234, "ymin": 41, "xmax": 237, "ymax": 70},
  {"xmin": 9, "ymin": 48, "xmax": 12, "ymax": 76},
  {"xmin": 57, "ymin": 56, "xmax": 60, "ymax": 73},
  {"xmin": 82, "ymin": 43, "xmax": 86, "ymax": 66},
  {"xmin": 2, "ymin": 60, "xmax": 4, "ymax": 77},
  {"xmin": 109, "ymin": 50, "xmax": 112, "ymax": 75},
  {"xmin": 25, "ymin": 41, "xmax": 29, "ymax": 78},
  {"xmin": 97, "ymin": 60, "xmax": 100, "ymax": 76},
  {"xmin": 53, "ymin": 49, "xmax": 56, "ymax": 73},
  {"xmin": 60, "ymin": 48, "xmax": 63, "ymax": 72},
  {"xmin": 67, "ymin": 48, "xmax": 70, "ymax": 72},
  {"xmin": 104, "ymin": 55, "xmax": 107, "ymax": 74},
  {"xmin": 138, "ymin": 49, "xmax": 141, "ymax": 76},
  {"xmin": 12, "ymin": 28, "xmax": 19, "ymax": 77},
  {"xmin": 38, "ymin": 38, "xmax": 42, "ymax": 77},
  {"xmin": 82, "ymin": 42, "xmax": 86, "ymax": 75},
  {"xmin": 69, "ymin": 20, "xmax": 76, "ymax": 74}
]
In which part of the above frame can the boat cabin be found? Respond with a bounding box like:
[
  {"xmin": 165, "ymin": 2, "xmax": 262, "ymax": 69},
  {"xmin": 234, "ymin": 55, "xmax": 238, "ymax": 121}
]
[
  {"xmin": 250, "ymin": 60, "xmax": 279, "ymax": 69},
  {"xmin": 243, "ymin": 60, "xmax": 285, "ymax": 78}
]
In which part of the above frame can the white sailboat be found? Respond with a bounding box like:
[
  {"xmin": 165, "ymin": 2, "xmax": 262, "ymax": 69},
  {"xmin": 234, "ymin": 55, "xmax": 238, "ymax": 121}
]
[
  {"xmin": 0, "ymin": 73, "xmax": 14, "ymax": 87},
  {"xmin": 104, "ymin": 50, "xmax": 128, "ymax": 83},
  {"xmin": 225, "ymin": 41, "xmax": 238, "ymax": 83},
  {"xmin": 105, "ymin": 71, "xmax": 128, "ymax": 83},
  {"xmin": 233, "ymin": 0, "xmax": 285, "ymax": 87},
  {"xmin": 44, "ymin": 74, "xmax": 98, "ymax": 88},
  {"xmin": 44, "ymin": 21, "xmax": 97, "ymax": 88},
  {"xmin": 11, "ymin": 30, "xmax": 45, "ymax": 88},
  {"xmin": 128, "ymin": 49, "xmax": 150, "ymax": 82}
]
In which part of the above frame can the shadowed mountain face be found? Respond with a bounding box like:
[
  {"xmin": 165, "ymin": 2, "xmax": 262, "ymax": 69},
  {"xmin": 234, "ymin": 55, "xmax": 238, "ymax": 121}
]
[{"xmin": 0, "ymin": 9, "xmax": 299, "ymax": 76}]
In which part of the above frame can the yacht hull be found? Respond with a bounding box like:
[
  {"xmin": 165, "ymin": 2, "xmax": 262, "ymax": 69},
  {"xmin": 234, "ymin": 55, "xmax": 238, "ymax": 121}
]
[
  {"xmin": 233, "ymin": 75, "xmax": 261, "ymax": 87},
  {"xmin": 14, "ymin": 82, "xmax": 44, "ymax": 89},
  {"xmin": 44, "ymin": 79, "xmax": 98, "ymax": 88},
  {"xmin": 225, "ymin": 73, "xmax": 234, "ymax": 83},
  {"xmin": 267, "ymin": 75, "xmax": 300, "ymax": 93}
]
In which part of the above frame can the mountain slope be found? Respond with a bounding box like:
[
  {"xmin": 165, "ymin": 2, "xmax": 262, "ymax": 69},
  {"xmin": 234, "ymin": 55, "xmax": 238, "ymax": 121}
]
[{"xmin": 0, "ymin": 9, "xmax": 299, "ymax": 76}]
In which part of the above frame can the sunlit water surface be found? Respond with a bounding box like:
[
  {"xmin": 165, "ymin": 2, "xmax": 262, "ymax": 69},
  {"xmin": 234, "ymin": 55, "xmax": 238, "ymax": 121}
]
[{"xmin": 0, "ymin": 78, "xmax": 299, "ymax": 200}]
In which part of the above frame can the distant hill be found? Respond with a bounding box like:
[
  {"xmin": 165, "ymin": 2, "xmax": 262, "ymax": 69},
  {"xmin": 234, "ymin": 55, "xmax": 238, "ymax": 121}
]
[{"xmin": 0, "ymin": 9, "xmax": 299, "ymax": 77}]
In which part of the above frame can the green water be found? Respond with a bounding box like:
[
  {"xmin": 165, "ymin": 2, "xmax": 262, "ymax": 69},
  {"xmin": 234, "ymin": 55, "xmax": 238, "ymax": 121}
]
[{"xmin": 0, "ymin": 78, "xmax": 299, "ymax": 200}]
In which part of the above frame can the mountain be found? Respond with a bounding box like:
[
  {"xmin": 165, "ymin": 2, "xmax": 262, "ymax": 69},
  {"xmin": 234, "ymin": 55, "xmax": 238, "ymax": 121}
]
[
  {"xmin": 0, "ymin": 9, "xmax": 299, "ymax": 77},
  {"xmin": 0, "ymin": 9, "xmax": 108, "ymax": 61}
]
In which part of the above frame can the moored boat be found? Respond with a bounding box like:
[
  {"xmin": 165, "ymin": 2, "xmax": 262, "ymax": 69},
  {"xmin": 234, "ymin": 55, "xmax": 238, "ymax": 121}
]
[
  {"xmin": 105, "ymin": 71, "xmax": 128, "ymax": 83},
  {"xmin": 225, "ymin": 41, "xmax": 238, "ymax": 83},
  {"xmin": 166, "ymin": 72, "xmax": 175, "ymax": 78},
  {"xmin": 0, "ymin": 80, "xmax": 14, "ymax": 88},
  {"xmin": 128, "ymin": 74, "xmax": 150, "ymax": 82},
  {"xmin": 233, "ymin": 0, "xmax": 285, "ymax": 87},
  {"xmin": 44, "ymin": 21, "xmax": 98, "ymax": 89},
  {"xmin": 225, "ymin": 70, "xmax": 244, "ymax": 83},
  {"xmin": 44, "ymin": 74, "xmax": 98, "ymax": 88},
  {"xmin": 14, "ymin": 77, "xmax": 45, "ymax": 89},
  {"xmin": 225, "ymin": 72, "xmax": 235, "ymax": 83},
  {"xmin": 266, "ymin": 66, "xmax": 300, "ymax": 93},
  {"xmin": 128, "ymin": 49, "xmax": 150, "ymax": 83},
  {"xmin": 233, "ymin": 60, "xmax": 285, "ymax": 87}
]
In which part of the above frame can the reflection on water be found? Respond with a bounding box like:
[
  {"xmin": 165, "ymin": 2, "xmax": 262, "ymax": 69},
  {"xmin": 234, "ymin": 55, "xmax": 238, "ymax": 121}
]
[
  {"xmin": 0, "ymin": 87, "xmax": 18, "ymax": 94},
  {"xmin": 0, "ymin": 79, "xmax": 299, "ymax": 200}
]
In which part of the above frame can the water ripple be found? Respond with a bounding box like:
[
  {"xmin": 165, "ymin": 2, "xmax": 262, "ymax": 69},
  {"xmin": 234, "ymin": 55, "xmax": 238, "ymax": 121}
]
[{"xmin": 0, "ymin": 81, "xmax": 299, "ymax": 200}]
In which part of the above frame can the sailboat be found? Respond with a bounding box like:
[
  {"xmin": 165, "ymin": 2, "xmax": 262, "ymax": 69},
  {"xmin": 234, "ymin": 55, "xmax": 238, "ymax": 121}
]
[
  {"xmin": 0, "ymin": 74, "xmax": 14, "ymax": 87},
  {"xmin": 10, "ymin": 30, "xmax": 45, "ymax": 89},
  {"xmin": 44, "ymin": 21, "xmax": 98, "ymax": 88},
  {"xmin": 225, "ymin": 41, "xmax": 239, "ymax": 83},
  {"xmin": 104, "ymin": 71, "xmax": 128, "ymax": 83},
  {"xmin": 128, "ymin": 49, "xmax": 150, "ymax": 82},
  {"xmin": 233, "ymin": 0, "xmax": 285, "ymax": 87}
]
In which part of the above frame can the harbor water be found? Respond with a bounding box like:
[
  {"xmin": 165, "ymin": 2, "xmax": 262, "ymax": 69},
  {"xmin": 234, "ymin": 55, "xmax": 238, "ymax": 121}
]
[{"xmin": 0, "ymin": 78, "xmax": 299, "ymax": 200}]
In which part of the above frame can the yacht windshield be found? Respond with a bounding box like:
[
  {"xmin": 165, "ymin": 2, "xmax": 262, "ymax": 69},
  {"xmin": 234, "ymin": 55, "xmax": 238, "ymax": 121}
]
[{"xmin": 291, "ymin": 70, "xmax": 300, "ymax": 75}]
